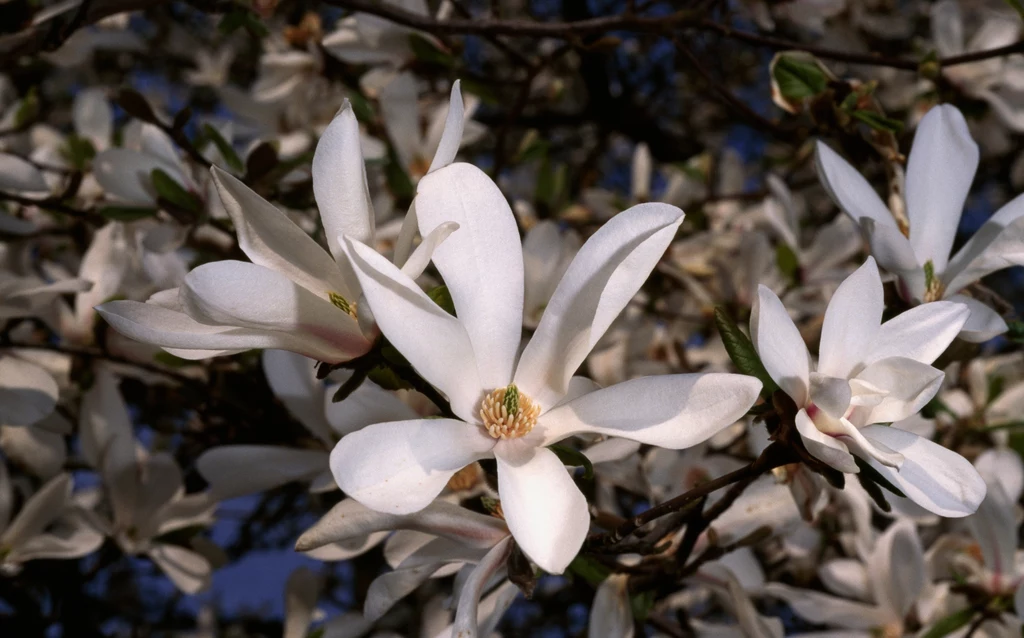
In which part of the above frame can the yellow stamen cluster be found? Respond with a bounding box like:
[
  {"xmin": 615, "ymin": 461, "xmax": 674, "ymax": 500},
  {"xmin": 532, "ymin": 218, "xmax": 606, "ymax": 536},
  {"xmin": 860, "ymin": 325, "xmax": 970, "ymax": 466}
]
[
  {"xmin": 446, "ymin": 463, "xmax": 482, "ymax": 492},
  {"xmin": 328, "ymin": 291, "xmax": 357, "ymax": 318},
  {"xmin": 480, "ymin": 384, "xmax": 540, "ymax": 439}
]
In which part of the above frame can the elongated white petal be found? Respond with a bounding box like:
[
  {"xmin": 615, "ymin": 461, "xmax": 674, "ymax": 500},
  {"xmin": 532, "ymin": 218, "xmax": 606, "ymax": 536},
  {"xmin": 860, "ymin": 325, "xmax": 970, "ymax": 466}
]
[
  {"xmin": 73, "ymin": 222, "xmax": 130, "ymax": 337},
  {"xmin": 589, "ymin": 574, "xmax": 634, "ymax": 638},
  {"xmin": 179, "ymin": 260, "xmax": 367, "ymax": 355},
  {"xmin": 452, "ymin": 537, "xmax": 513, "ymax": 638},
  {"xmin": 262, "ymin": 349, "xmax": 334, "ymax": 444},
  {"xmin": 752, "ymin": 284, "xmax": 810, "ymax": 406},
  {"xmin": 818, "ymin": 559, "xmax": 870, "ymax": 601},
  {"xmin": 211, "ymin": 167, "xmax": 352, "ymax": 298},
  {"xmin": 0, "ymin": 473, "xmax": 71, "ymax": 549},
  {"xmin": 949, "ymin": 295, "xmax": 1008, "ymax": 342},
  {"xmin": 197, "ymin": 446, "xmax": 328, "ymax": 501},
  {"xmin": 313, "ymin": 102, "xmax": 375, "ymax": 254},
  {"xmin": 72, "ymin": 87, "xmax": 112, "ymax": 150},
  {"xmin": 97, "ymin": 301, "xmax": 364, "ymax": 363},
  {"xmin": 869, "ymin": 519, "xmax": 924, "ymax": 621},
  {"xmin": 975, "ymin": 448, "xmax": 1024, "ymax": 502},
  {"xmin": 815, "ymin": 141, "xmax": 898, "ymax": 229},
  {"xmin": 860, "ymin": 218, "xmax": 925, "ymax": 299},
  {"xmin": 863, "ymin": 301, "xmax": 970, "ymax": 367},
  {"xmin": 931, "ymin": 0, "xmax": 965, "ymax": 57},
  {"xmin": 340, "ymin": 236, "xmax": 483, "ymax": 420},
  {"xmin": 515, "ymin": 203, "xmax": 684, "ymax": 409},
  {"xmin": 147, "ymin": 543, "xmax": 211, "ymax": 594},
  {"xmin": 0, "ymin": 356, "xmax": 58, "ymax": 426},
  {"xmin": 854, "ymin": 357, "xmax": 944, "ymax": 424},
  {"xmin": 795, "ymin": 409, "xmax": 859, "ymax": 473},
  {"xmin": 284, "ymin": 567, "xmax": 320, "ymax": 638},
  {"xmin": 966, "ymin": 481, "xmax": 1018, "ymax": 585},
  {"xmin": 494, "ymin": 445, "xmax": 588, "ymax": 574},
  {"xmin": 415, "ymin": 163, "xmax": 523, "ymax": 391},
  {"xmin": 325, "ymin": 375, "xmax": 418, "ymax": 437},
  {"xmin": 536, "ymin": 373, "xmax": 760, "ymax": 448},
  {"xmin": 818, "ymin": 258, "xmax": 883, "ymax": 379},
  {"xmin": 330, "ymin": 419, "xmax": 495, "ymax": 515},
  {"xmin": 762, "ymin": 583, "xmax": 887, "ymax": 630},
  {"xmin": 426, "ymin": 80, "xmax": 466, "ymax": 174},
  {"xmin": 9, "ymin": 522, "xmax": 105, "ymax": 563},
  {"xmin": 295, "ymin": 498, "xmax": 508, "ymax": 552},
  {"xmin": 93, "ymin": 148, "xmax": 181, "ymax": 206},
  {"xmin": 809, "ymin": 373, "xmax": 852, "ymax": 419},
  {"xmin": 380, "ymin": 72, "xmax": 421, "ymax": 172},
  {"xmin": 0, "ymin": 153, "xmax": 49, "ymax": 194},
  {"xmin": 905, "ymin": 105, "xmax": 978, "ymax": 272},
  {"xmin": 397, "ymin": 221, "xmax": 459, "ymax": 280},
  {"xmin": 858, "ymin": 425, "xmax": 986, "ymax": 517},
  {"xmin": 366, "ymin": 563, "xmax": 444, "ymax": 622},
  {"xmin": 0, "ymin": 424, "xmax": 66, "ymax": 479},
  {"xmin": 944, "ymin": 194, "xmax": 1024, "ymax": 295}
]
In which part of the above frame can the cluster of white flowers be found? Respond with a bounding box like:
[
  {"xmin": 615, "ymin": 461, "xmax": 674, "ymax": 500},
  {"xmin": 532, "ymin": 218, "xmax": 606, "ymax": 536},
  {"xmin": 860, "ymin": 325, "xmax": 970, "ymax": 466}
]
[{"xmin": 3, "ymin": 0, "xmax": 1024, "ymax": 636}]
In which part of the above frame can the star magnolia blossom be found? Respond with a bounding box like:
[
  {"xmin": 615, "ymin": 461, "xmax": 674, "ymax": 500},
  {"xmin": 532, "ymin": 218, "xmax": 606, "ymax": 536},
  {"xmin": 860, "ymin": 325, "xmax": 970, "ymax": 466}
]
[
  {"xmin": 752, "ymin": 257, "xmax": 986, "ymax": 517},
  {"xmin": 97, "ymin": 84, "xmax": 471, "ymax": 362},
  {"xmin": 816, "ymin": 103, "xmax": 1024, "ymax": 342},
  {"xmin": 330, "ymin": 163, "xmax": 762, "ymax": 574}
]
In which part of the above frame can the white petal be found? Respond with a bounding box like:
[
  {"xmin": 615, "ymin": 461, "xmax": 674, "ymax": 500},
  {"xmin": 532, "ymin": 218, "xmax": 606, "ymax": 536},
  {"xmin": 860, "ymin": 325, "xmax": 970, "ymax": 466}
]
[
  {"xmin": 72, "ymin": 88, "xmax": 112, "ymax": 150},
  {"xmin": 93, "ymin": 148, "xmax": 181, "ymax": 206},
  {"xmin": 426, "ymin": 80, "xmax": 466, "ymax": 174},
  {"xmin": 536, "ymin": 373, "xmax": 761, "ymax": 449},
  {"xmin": 147, "ymin": 544, "xmax": 211, "ymax": 594},
  {"xmin": 339, "ymin": 237, "xmax": 483, "ymax": 420},
  {"xmin": 380, "ymin": 72, "xmax": 421, "ymax": 172},
  {"xmin": 78, "ymin": 367, "xmax": 133, "ymax": 469},
  {"xmin": 869, "ymin": 519, "xmax": 924, "ymax": 620},
  {"xmin": 494, "ymin": 445, "xmax": 589, "ymax": 574},
  {"xmin": 815, "ymin": 141, "xmax": 898, "ymax": 229},
  {"xmin": 931, "ymin": 0, "xmax": 965, "ymax": 57},
  {"xmin": 97, "ymin": 301, "xmax": 364, "ymax": 363},
  {"xmin": 515, "ymin": 202, "xmax": 684, "ymax": 409},
  {"xmin": 211, "ymin": 167, "xmax": 352, "ymax": 299},
  {"xmin": 262, "ymin": 349, "xmax": 334, "ymax": 444},
  {"xmin": 818, "ymin": 258, "xmax": 882, "ymax": 379},
  {"xmin": 0, "ymin": 153, "xmax": 49, "ymax": 194},
  {"xmin": 313, "ymin": 102, "xmax": 376, "ymax": 254},
  {"xmin": 762, "ymin": 583, "xmax": 886, "ymax": 630},
  {"xmin": 854, "ymin": 357, "xmax": 944, "ymax": 424},
  {"xmin": 366, "ymin": 564, "xmax": 445, "ymax": 622},
  {"xmin": 397, "ymin": 220, "xmax": 459, "ymax": 280},
  {"xmin": 752, "ymin": 285, "xmax": 810, "ymax": 406},
  {"xmin": 295, "ymin": 498, "xmax": 508, "ymax": 552},
  {"xmin": 0, "ymin": 356, "xmax": 58, "ymax": 426},
  {"xmin": 795, "ymin": 409, "xmax": 859, "ymax": 473},
  {"xmin": 179, "ymin": 261, "xmax": 367, "ymax": 357},
  {"xmin": 905, "ymin": 104, "xmax": 978, "ymax": 272},
  {"xmin": 858, "ymin": 425, "xmax": 986, "ymax": 517},
  {"xmin": 944, "ymin": 194, "xmax": 1024, "ymax": 295},
  {"xmin": 0, "ymin": 424, "xmax": 66, "ymax": 479},
  {"xmin": 284, "ymin": 567, "xmax": 321, "ymax": 638},
  {"xmin": 0, "ymin": 473, "xmax": 71, "ymax": 549},
  {"xmin": 588, "ymin": 575, "xmax": 634, "ymax": 638},
  {"xmin": 809, "ymin": 373, "xmax": 852, "ymax": 419},
  {"xmin": 196, "ymin": 446, "xmax": 328, "ymax": 501},
  {"xmin": 818, "ymin": 559, "xmax": 870, "ymax": 601},
  {"xmin": 73, "ymin": 222, "xmax": 130, "ymax": 337},
  {"xmin": 324, "ymin": 375, "xmax": 418, "ymax": 437},
  {"xmin": 631, "ymin": 143, "xmax": 652, "ymax": 201},
  {"xmin": 948, "ymin": 295, "xmax": 1008, "ymax": 342},
  {"xmin": 329, "ymin": 419, "xmax": 495, "ymax": 515},
  {"xmin": 859, "ymin": 218, "xmax": 924, "ymax": 299},
  {"xmin": 415, "ymin": 163, "xmax": 523, "ymax": 390},
  {"xmin": 966, "ymin": 481, "xmax": 1018, "ymax": 584},
  {"xmin": 863, "ymin": 301, "xmax": 970, "ymax": 367},
  {"xmin": 452, "ymin": 537, "xmax": 514, "ymax": 638},
  {"xmin": 9, "ymin": 521, "xmax": 104, "ymax": 563},
  {"xmin": 975, "ymin": 449, "xmax": 1024, "ymax": 502}
]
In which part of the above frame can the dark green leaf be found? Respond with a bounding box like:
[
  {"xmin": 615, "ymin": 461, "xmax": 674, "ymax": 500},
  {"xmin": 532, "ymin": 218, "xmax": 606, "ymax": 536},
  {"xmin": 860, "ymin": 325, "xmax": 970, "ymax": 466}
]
[
  {"xmin": 202, "ymin": 124, "xmax": 244, "ymax": 172},
  {"xmin": 919, "ymin": 608, "xmax": 976, "ymax": 638},
  {"xmin": 115, "ymin": 88, "xmax": 157, "ymax": 123},
  {"xmin": 367, "ymin": 365, "xmax": 411, "ymax": 391},
  {"xmin": 14, "ymin": 87, "xmax": 39, "ymax": 127},
  {"xmin": 548, "ymin": 444, "xmax": 594, "ymax": 480},
  {"xmin": 567, "ymin": 556, "xmax": 611, "ymax": 587},
  {"xmin": 850, "ymin": 110, "xmax": 904, "ymax": 133},
  {"xmin": 62, "ymin": 135, "xmax": 96, "ymax": 170},
  {"xmin": 427, "ymin": 285, "xmax": 456, "ymax": 316},
  {"xmin": 773, "ymin": 55, "xmax": 828, "ymax": 100},
  {"xmin": 219, "ymin": 8, "xmax": 268, "ymax": 37},
  {"xmin": 98, "ymin": 205, "xmax": 159, "ymax": 221},
  {"xmin": 385, "ymin": 155, "xmax": 415, "ymax": 201},
  {"xmin": 153, "ymin": 352, "xmax": 190, "ymax": 368},
  {"xmin": 713, "ymin": 307, "xmax": 780, "ymax": 398},
  {"xmin": 1002, "ymin": 0, "xmax": 1024, "ymax": 21},
  {"xmin": 151, "ymin": 168, "xmax": 202, "ymax": 215},
  {"xmin": 854, "ymin": 455, "xmax": 906, "ymax": 498},
  {"xmin": 630, "ymin": 589, "xmax": 656, "ymax": 622},
  {"xmin": 775, "ymin": 243, "xmax": 799, "ymax": 282},
  {"xmin": 347, "ymin": 91, "xmax": 375, "ymax": 123}
]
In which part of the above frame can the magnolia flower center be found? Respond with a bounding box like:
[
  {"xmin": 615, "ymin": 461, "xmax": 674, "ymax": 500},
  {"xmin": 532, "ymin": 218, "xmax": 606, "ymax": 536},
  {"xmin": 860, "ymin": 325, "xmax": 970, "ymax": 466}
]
[
  {"xmin": 480, "ymin": 384, "xmax": 540, "ymax": 439},
  {"xmin": 922, "ymin": 260, "xmax": 945, "ymax": 302},
  {"xmin": 328, "ymin": 291, "xmax": 357, "ymax": 318}
]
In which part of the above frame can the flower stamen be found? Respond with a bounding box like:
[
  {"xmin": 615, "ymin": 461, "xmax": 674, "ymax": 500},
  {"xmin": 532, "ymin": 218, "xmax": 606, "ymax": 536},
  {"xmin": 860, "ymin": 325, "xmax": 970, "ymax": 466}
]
[{"xmin": 480, "ymin": 384, "xmax": 540, "ymax": 439}]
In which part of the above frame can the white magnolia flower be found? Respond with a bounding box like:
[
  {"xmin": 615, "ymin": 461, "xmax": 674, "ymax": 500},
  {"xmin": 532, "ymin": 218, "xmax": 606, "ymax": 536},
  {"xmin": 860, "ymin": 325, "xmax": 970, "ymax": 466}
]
[
  {"xmin": 330, "ymin": 162, "xmax": 762, "ymax": 573},
  {"xmin": 752, "ymin": 257, "xmax": 985, "ymax": 517},
  {"xmin": 0, "ymin": 467, "xmax": 103, "ymax": 574},
  {"xmin": 522, "ymin": 219, "xmax": 580, "ymax": 328},
  {"xmin": 0, "ymin": 352, "xmax": 60, "ymax": 427},
  {"xmin": 322, "ymin": 0, "xmax": 443, "ymax": 67},
  {"xmin": 816, "ymin": 104, "xmax": 1024, "ymax": 342},
  {"xmin": 765, "ymin": 519, "xmax": 927, "ymax": 635},
  {"xmin": 93, "ymin": 121, "xmax": 196, "ymax": 208},
  {"xmin": 97, "ymin": 93, "xmax": 465, "ymax": 362}
]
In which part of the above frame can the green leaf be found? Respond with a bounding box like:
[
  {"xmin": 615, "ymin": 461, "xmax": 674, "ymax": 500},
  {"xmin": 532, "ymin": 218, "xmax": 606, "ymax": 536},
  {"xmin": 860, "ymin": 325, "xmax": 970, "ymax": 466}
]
[
  {"xmin": 548, "ymin": 444, "xmax": 594, "ymax": 480},
  {"xmin": 14, "ymin": 87, "xmax": 39, "ymax": 127},
  {"xmin": 367, "ymin": 364, "xmax": 411, "ymax": 391},
  {"xmin": 427, "ymin": 285, "xmax": 456, "ymax": 316},
  {"xmin": 202, "ymin": 124, "xmax": 243, "ymax": 172},
  {"xmin": 1007, "ymin": 319, "xmax": 1024, "ymax": 344},
  {"xmin": 151, "ymin": 169, "xmax": 202, "ymax": 215},
  {"xmin": 773, "ymin": 54, "xmax": 828, "ymax": 100},
  {"xmin": 775, "ymin": 242, "xmax": 799, "ymax": 282},
  {"xmin": 516, "ymin": 135, "xmax": 550, "ymax": 164},
  {"xmin": 98, "ymin": 205, "xmax": 159, "ymax": 221},
  {"xmin": 1002, "ymin": 0, "xmax": 1024, "ymax": 21},
  {"xmin": 385, "ymin": 155, "xmax": 415, "ymax": 201},
  {"xmin": 713, "ymin": 307, "xmax": 780, "ymax": 398},
  {"xmin": 407, "ymin": 33, "xmax": 455, "ymax": 67},
  {"xmin": 853, "ymin": 455, "xmax": 906, "ymax": 498},
  {"xmin": 630, "ymin": 589, "xmax": 656, "ymax": 622},
  {"xmin": 347, "ymin": 91, "xmax": 375, "ymax": 123},
  {"xmin": 307, "ymin": 629, "xmax": 325, "ymax": 638},
  {"xmin": 62, "ymin": 135, "xmax": 96, "ymax": 170},
  {"xmin": 850, "ymin": 110, "xmax": 904, "ymax": 133},
  {"xmin": 218, "ymin": 8, "xmax": 268, "ymax": 37},
  {"xmin": 153, "ymin": 352, "xmax": 190, "ymax": 368},
  {"xmin": 567, "ymin": 556, "xmax": 611, "ymax": 587},
  {"xmin": 919, "ymin": 608, "xmax": 976, "ymax": 638}
]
